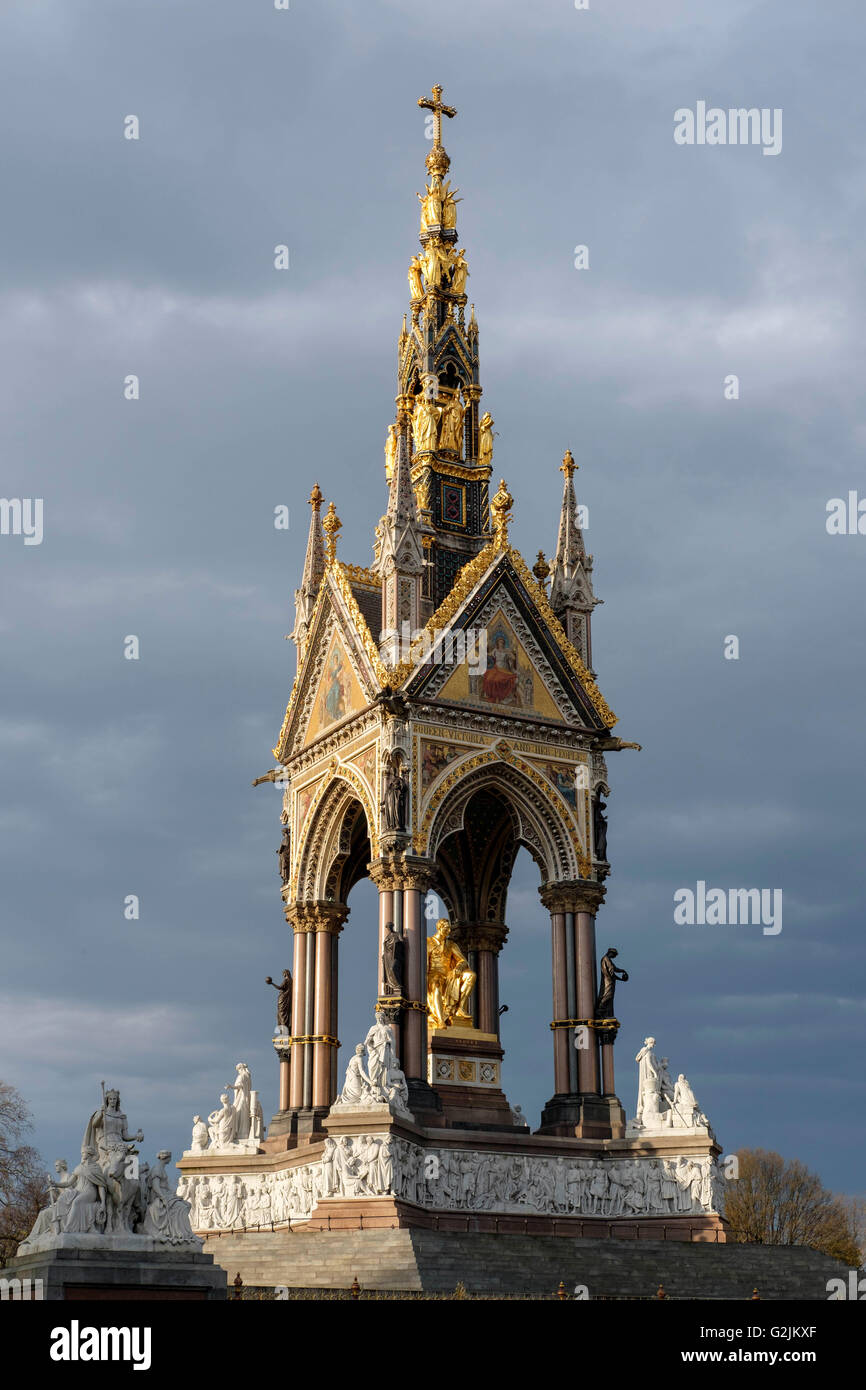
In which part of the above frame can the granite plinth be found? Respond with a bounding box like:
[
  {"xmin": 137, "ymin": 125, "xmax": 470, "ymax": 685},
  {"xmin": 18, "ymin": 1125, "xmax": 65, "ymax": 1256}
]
[{"xmin": 2, "ymin": 1240, "xmax": 227, "ymax": 1301}]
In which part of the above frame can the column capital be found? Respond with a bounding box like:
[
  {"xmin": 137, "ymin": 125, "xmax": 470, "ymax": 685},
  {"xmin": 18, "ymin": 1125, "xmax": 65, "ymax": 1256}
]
[
  {"xmin": 539, "ymin": 879, "xmax": 606, "ymax": 915},
  {"xmin": 458, "ymin": 922, "xmax": 509, "ymax": 954},
  {"xmin": 285, "ymin": 901, "xmax": 348, "ymax": 934},
  {"xmin": 368, "ymin": 854, "xmax": 436, "ymax": 893}
]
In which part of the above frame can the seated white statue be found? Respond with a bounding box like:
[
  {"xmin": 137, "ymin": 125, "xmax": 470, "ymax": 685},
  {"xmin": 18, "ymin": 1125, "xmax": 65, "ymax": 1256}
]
[
  {"xmin": 23, "ymin": 1160, "xmax": 76, "ymax": 1242},
  {"xmin": 339, "ymin": 1045, "xmax": 370, "ymax": 1106},
  {"xmin": 672, "ymin": 1074, "xmax": 700, "ymax": 1127},
  {"xmin": 207, "ymin": 1094, "xmax": 237, "ymax": 1148},
  {"xmin": 141, "ymin": 1152, "xmax": 197, "ymax": 1245},
  {"xmin": 190, "ymin": 1115, "xmax": 209, "ymax": 1152},
  {"xmin": 332, "ymin": 1027, "xmax": 412, "ymax": 1119}
]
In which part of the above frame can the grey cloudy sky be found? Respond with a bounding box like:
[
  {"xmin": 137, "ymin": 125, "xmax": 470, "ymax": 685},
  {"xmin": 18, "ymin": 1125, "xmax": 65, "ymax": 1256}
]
[{"xmin": 1, "ymin": 0, "xmax": 864, "ymax": 1194}]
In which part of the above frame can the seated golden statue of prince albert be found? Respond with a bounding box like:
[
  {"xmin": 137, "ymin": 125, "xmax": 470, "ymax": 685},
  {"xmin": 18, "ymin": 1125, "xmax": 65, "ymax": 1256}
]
[{"xmin": 426, "ymin": 919, "xmax": 476, "ymax": 1030}]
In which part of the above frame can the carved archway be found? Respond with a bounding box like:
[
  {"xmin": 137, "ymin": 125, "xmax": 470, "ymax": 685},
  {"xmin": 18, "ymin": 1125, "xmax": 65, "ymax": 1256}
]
[
  {"xmin": 426, "ymin": 756, "xmax": 582, "ymax": 885},
  {"xmin": 295, "ymin": 773, "xmax": 374, "ymax": 905}
]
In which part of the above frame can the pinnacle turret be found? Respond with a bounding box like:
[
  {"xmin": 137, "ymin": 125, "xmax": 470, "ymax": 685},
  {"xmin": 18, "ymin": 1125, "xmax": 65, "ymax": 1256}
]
[
  {"xmin": 291, "ymin": 483, "xmax": 324, "ymax": 652},
  {"xmin": 549, "ymin": 451, "xmax": 599, "ymax": 670}
]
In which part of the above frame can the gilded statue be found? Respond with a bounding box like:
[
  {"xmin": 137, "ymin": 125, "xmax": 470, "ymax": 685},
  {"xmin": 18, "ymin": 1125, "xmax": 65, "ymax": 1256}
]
[
  {"xmin": 479, "ymin": 411, "xmax": 495, "ymax": 468},
  {"xmin": 449, "ymin": 249, "xmax": 469, "ymax": 297},
  {"xmin": 440, "ymin": 180, "xmax": 461, "ymax": 229},
  {"xmin": 384, "ymin": 423, "xmax": 397, "ymax": 481},
  {"xmin": 408, "ymin": 256, "xmax": 424, "ymax": 301},
  {"xmin": 412, "ymin": 395, "xmax": 440, "ymax": 454},
  {"xmin": 438, "ymin": 393, "xmax": 466, "ymax": 453},
  {"xmin": 426, "ymin": 919, "xmax": 476, "ymax": 1030},
  {"xmin": 421, "ymin": 241, "xmax": 450, "ymax": 291},
  {"xmin": 417, "ymin": 178, "xmax": 443, "ymax": 231}
]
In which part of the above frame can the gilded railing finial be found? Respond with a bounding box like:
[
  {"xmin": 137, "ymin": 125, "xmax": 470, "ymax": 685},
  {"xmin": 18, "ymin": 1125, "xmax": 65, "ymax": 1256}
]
[
  {"xmin": 491, "ymin": 478, "xmax": 514, "ymax": 549},
  {"xmin": 322, "ymin": 501, "xmax": 342, "ymax": 566},
  {"xmin": 533, "ymin": 550, "xmax": 550, "ymax": 584}
]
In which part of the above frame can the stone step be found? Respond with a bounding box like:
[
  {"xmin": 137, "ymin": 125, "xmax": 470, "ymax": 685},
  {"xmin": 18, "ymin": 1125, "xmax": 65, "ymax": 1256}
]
[{"xmin": 202, "ymin": 1230, "xmax": 853, "ymax": 1300}]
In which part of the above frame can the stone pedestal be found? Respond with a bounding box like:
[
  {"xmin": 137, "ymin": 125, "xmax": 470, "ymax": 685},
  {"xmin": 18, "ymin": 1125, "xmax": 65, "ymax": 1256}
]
[
  {"xmin": 2, "ymin": 1235, "xmax": 226, "ymax": 1301},
  {"xmin": 538, "ymin": 1092, "xmax": 627, "ymax": 1139},
  {"xmin": 427, "ymin": 1026, "xmax": 516, "ymax": 1130}
]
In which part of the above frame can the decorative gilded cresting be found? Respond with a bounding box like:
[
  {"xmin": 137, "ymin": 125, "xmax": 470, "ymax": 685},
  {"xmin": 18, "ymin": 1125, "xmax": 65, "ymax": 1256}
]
[
  {"xmin": 322, "ymin": 502, "xmax": 342, "ymax": 566},
  {"xmin": 490, "ymin": 478, "xmax": 514, "ymax": 549}
]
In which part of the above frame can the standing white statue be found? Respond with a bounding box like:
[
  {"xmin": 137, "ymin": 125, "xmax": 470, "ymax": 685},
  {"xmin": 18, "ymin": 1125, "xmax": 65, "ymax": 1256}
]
[
  {"xmin": 227, "ymin": 1063, "xmax": 252, "ymax": 1141},
  {"xmin": 365, "ymin": 1020, "xmax": 396, "ymax": 1098},
  {"xmin": 634, "ymin": 1037, "xmax": 660, "ymax": 1125}
]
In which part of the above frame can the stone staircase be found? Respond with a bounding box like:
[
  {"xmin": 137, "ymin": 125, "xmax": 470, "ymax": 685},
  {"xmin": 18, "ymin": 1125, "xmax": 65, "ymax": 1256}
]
[{"xmin": 202, "ymin": 1229, "xmax": 850, "ymax": 1300}]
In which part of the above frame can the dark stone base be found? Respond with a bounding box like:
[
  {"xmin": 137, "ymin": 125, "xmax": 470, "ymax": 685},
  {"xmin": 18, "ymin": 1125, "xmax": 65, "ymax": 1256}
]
[
  {"xmin": 267, "ymin": 1110, "xmax": 297, "ymax": 1139},
  {"xmin": 295, "ymin": 1106, "xmax": 331, "ymax": 1139},
  {"xmin": 406, "ymin": 1077, "xmax": 442, "ymax": 1118},
  {"xmin": 537, "ymin": 1092, "xmax": 626, "ymax": 1139},
  {"xmin": 1, "ymin": 1244, "xmax": 227, "ymax": 1301},
  {"xmin": 201, "ymin": 1228, "xmax": 849, "ymax": 1299},
  {"xmin": 431, "ymin": 1083, "xmax": 516, "ymax": 1131}
]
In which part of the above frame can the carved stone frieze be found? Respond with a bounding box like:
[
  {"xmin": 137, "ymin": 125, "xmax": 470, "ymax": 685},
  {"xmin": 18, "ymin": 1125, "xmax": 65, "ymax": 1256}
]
[{"xmin": 182, "ymin": 1141, "xmax": 725, "ymax": 1229}]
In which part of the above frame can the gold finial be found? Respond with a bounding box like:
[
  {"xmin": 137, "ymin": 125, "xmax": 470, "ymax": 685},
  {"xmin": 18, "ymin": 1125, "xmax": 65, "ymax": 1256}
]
[
  {"xmin": 417, "ymin": 83, "xmax": 456, "ymax": 148},
  {"xmin": 309, "ymin": 482, "xmax": 323, "ymax": 511},
  {"xmin": 418, "ymin": 84, "xmax": 456, "ymax": 176},
  {"xmin": 322, "ymin": 501, "xmax": 342, "ymax": 565},
  {"xmin": 533, "ymin": 550, "xmax": 550, "ymax": 583},
  {"xmin": 490, "ymin": 478, "xmax": 514, "ymax": 549},
  {"xmin": 560, "ymin": 449, "xmax": 577, "ymax": 478}
]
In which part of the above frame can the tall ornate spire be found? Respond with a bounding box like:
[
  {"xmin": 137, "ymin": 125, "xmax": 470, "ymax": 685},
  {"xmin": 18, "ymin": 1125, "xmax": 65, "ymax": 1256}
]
[
  {"xmin": 291, "ymin": 483, "xmax": 324, "ymax": 652},
  {"xmin": 549, "ymin": 451, "xmax": 599, "ymax": 669},
  {"xmin": 378, "ymin": 85, "xmax": 492, "ymax": 617}
]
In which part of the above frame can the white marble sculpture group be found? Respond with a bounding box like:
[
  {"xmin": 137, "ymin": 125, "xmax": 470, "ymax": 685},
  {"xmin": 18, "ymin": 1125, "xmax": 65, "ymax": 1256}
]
[
  {"xmin": 181, "ymin": 1139, "xmax": 725, "ymax": 1231},
  {"xmin": 188, "ymin": 1061, "xmax": 266, "ymax": 1154},
  {"xmin": 627, "ymin": 1036, "xmax": 713, "ymax": 1136},
  {"xmin": 330, "ymin": 1019, "xmax": 412, "ymax": 1120},
  {"xmin": 20, "ymin": 1088, "xmax": 198, "ymax": 1254},
  {"xmin": 177, "ymin": 1029, "xmax": 723, "ymax": 1233}
]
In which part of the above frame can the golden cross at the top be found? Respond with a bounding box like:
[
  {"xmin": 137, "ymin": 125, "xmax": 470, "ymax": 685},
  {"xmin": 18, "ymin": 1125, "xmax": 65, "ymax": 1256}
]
[{"xmin": 418, "ymin": 84, "xmax": 456, "ymax": 147}]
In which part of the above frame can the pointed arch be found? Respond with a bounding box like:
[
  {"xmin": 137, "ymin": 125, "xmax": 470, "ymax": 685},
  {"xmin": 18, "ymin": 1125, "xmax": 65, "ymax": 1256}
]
[
  {"xmin": 294, "ymin": 768, "xmax": 376, "ymax": 904},
  {"xmin": 424, "ymin": 752, "xmax": 585, "ymax": 884}
]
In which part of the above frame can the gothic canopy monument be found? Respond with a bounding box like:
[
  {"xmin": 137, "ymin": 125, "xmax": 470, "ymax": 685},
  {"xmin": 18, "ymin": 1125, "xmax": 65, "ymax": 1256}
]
[{"xmin": 179, "ymin": 88, "xmax": 726, "ymax": 1283}]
